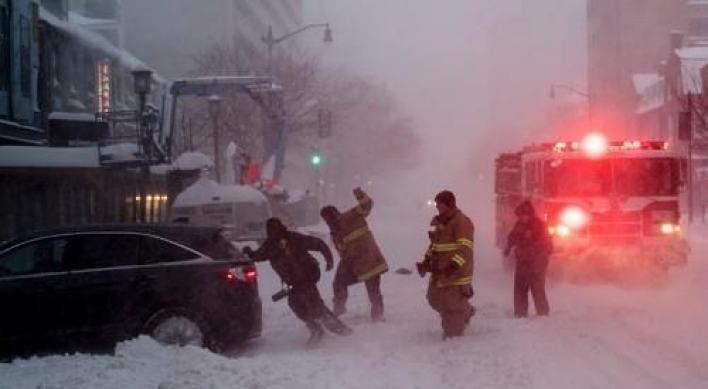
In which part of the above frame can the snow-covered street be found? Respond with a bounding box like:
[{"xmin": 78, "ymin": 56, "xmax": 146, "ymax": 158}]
[{"xmin": 2, "ymin": 201, "xmax": 708, "ymax": 389}]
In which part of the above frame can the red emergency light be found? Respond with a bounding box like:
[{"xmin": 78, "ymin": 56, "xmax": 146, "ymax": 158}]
[
  {"xmin": 581, "ymin": 133, "xmax": 608, "ymax": 158},
  {"xmin": 550, "ymin": 139, "xmax": 669, "ymax": 153}
]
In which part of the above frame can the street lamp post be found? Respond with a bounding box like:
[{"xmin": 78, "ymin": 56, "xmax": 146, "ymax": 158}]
[
  {"xmin": 132, "ymin": 69, "xmax": 153, "ymax": 223},
  {"xmin": 262, "ymin": 23, "xmax": 333, "ymax": 76},
  {"xmin": 208, "ymin": 95, "xmax": 223, "ymax": 183},
  {"xmin": 550, "ymin": 84, "xmax": 592, "ymax": 127}
]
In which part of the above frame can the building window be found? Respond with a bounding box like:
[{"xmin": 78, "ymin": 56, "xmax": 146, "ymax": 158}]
[
  {"xmin": 689, "ymin": 17, "xmax": 708, "ymax": 37},
  {"xmin": 0, "ymin": 5, "xmax": 8, "ymax": 92},
  {"xmin": 19, "ymin": 15, "xmax": 31, "ymax": 97}
]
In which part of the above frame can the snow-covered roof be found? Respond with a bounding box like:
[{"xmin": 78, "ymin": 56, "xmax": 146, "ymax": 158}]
[
  {"xmin": 172, "ymin": 177, "xmax": 267, "ymax": 207},
  {"xmin": 676, "ymin": 46, "xmax": 708, "ymax": 94},
  {"xmin": 0, "ymin": 143, "xmax": 155, "ymax": 169},
  {"xmin": 39, "ymin": 8, "xmax": 165, "ymax": 84},
  {"xmin": 170, "ymin": 152, "xmax": 214, "ymax": 171},
  {"xmin": 0, "ymin": 146, "xmax": 100, "ymax": 167}
]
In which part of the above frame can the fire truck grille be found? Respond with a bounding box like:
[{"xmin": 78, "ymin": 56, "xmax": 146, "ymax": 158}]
[{"xmin": 587, "ymin": 211, "xmax": 642, "ymax": 245}]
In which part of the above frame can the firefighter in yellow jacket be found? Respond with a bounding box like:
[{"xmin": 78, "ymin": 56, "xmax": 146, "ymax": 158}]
[
  {"xmin": 320, "ymin": 187, "xmax": 389, "ymax": 322},
  {"xmin": 417, "ymin": 190, "xmax": 475, "ymax": 339}
]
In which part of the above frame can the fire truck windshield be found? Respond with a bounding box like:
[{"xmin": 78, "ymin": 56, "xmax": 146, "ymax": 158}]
[
  {"xmin": 544, "ymin": 159, "xmax": 610, "ymax": 196},
  {"xmin": 544, "ymin": 157, "xmax": 679, "ymax": 197}
]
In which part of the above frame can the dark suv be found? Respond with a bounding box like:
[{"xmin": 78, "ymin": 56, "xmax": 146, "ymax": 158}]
[{"xmin": 0, "ymin": 224, "xmax": 262, "ymax": 359}]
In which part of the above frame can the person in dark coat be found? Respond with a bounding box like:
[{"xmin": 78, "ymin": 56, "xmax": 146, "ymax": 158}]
[
  {"xmin": 244, "ymin": 218, "xmax": 352, "ymax": 344},
  {"xmin": 503, "ymin": 201, "xmax": 553, "ymax": 317}
]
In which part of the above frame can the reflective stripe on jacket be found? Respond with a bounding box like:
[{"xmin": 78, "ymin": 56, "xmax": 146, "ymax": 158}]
[
  {"xmin": 426, "ymin": 208, "xmax": 474, "ymax": 288},
  {"xmin": 330, "ymin": 192, "xmax": 388, "ymax": 282}
]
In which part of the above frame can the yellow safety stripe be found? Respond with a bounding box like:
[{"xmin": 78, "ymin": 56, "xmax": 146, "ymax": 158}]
[
  {"xmin": 431, "ymin": 243, "xmax": 458, "ymax": 252},
  {"xmin": 357, "ymin": 262, "xmax": 389, "ymax": 282},
  {"xmin": 457, "ymin": 238, "xmax": 474, "ymax": 249},
  {"xmin": 342, "ymin": 225, "xmax": 370, "ymax": 244},
  {"xmin": 452, "ymin": 254, "xmax": 465, "ymax": 267},
  {"xmin": 437, "ymin": 276, "xmax": 472, "ymax": 287}
]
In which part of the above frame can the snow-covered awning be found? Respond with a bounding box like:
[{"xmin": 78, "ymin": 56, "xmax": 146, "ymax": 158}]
[
  {"xmin": 39, "ymin": 8, "xmax": 165, "ymax": 84},
  {"xmin": 0, "ymin": 146, "xmax": 100, "ymax": 167},
  {"xmin": 633, "ymin": 73, "xmax": 665, "ymax": 114},
  {"xmin": 0, "ymin": 143, "xmax": 148, "ymax": 169}
]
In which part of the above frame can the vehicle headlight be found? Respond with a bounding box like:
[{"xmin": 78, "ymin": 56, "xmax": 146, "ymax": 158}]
[
  {"xmin": 560, "ymin": 206, "xmax": 589, "ymax": 229},
  {"xmin": 660, "ymin": 223, "xmax": 680, "ymax": 235}
]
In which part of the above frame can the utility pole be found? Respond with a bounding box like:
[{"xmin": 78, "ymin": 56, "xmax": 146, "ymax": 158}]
[{"xmin": 208, "ymin": 95, "xmax": 223, "ymax": 183}]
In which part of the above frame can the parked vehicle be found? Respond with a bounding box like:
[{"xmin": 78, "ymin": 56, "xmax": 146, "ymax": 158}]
[
  {"xmin": 169, "ymin": 177, "xmax": 272, "ymax": 242},
  {"xmin": 0, "ymin": 224, "xmax": 261, "ymax": 359}
]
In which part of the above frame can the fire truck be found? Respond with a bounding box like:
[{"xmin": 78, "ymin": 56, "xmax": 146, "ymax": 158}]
[{"xmin": 494, "ymin": 134, "xmax": 689, "ymax": 278}]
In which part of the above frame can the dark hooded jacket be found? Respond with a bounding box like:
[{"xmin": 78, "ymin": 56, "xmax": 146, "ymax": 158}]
[
  {"xmin": 506, "ymin": 201, "xmax": 553, "ymax": 273},
  {"xmin": 248, "ymin": 219, "xmax": 333, "ymax": 286}
]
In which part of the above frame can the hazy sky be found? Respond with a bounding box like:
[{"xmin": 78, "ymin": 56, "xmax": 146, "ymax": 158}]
[{"xmin": 302, "ymin": 1, "xmax": 586, "ymax": 164}]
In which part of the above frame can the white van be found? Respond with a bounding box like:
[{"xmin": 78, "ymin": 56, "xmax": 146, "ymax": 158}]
[{"xmin": 170, "ymin": 177, "xmax": 271, "ymax": 242}]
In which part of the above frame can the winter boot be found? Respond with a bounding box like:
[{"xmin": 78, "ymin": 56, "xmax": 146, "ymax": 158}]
[
  {"xmin": 332, "ymin": 303, "xmax": 346, "ymax": 317},
  {"xmin": 306, "ymin": 323, "xmax": 325, "ymax": 346},
  {"xmin": 371, "ymin": 303, "xmax": 385, "ymax": 323},
  {"xmin": 321, "ymin": 312, "xmax": 353, "ymax": 336}
]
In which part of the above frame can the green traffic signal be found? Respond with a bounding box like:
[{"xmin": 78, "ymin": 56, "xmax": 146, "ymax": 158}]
[{"xmin": 310, "ymin": 152, "xmax": 322, "ymax": 166}]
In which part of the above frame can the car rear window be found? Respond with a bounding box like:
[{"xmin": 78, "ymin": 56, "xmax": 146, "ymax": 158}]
[
  {"xmin": 181, "ymin": 231, "xmax": 241, "ymax": 260},
  {"xmin": 140, "ymin": 235, "xmax": 201, "ymax": 264}
]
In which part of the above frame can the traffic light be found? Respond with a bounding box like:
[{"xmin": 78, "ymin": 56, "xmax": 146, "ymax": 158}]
[{"xmin": 309, "ymin": 150, "xmax": 323, "ymax": 167}]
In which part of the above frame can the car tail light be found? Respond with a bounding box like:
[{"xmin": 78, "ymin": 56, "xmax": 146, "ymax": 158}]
[
  {"xmin": 243, "ymin": 265, "xmax": 257, "ymax": 283},
  {"xmin": 226, "ymin": 264, "xmax": 258, "ymax": 283}
]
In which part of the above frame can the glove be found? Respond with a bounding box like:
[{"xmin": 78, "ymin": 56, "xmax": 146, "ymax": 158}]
[
  {"xmin": 326, "ymin": 261, "xmax": 334, "ymax": 271},
  {"xmin": 416, "ymin": 262, "xmax": 429, "ymax": 278}
]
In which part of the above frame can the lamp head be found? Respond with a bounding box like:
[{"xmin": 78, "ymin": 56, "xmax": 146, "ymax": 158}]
[{"xmin": 132, "ymin": 69, "xmax": 153, "ymax": 95}]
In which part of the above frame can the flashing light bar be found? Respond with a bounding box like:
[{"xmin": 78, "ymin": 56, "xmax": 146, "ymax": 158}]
[{"xmin": 551, "ymin": 140, "xmax": 669, "ymax": 153}]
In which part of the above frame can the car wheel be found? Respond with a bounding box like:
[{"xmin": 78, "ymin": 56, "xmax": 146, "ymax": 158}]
[{"xmin": 143, "ymin": 308, "xmax": 213, "ymax": 350}]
